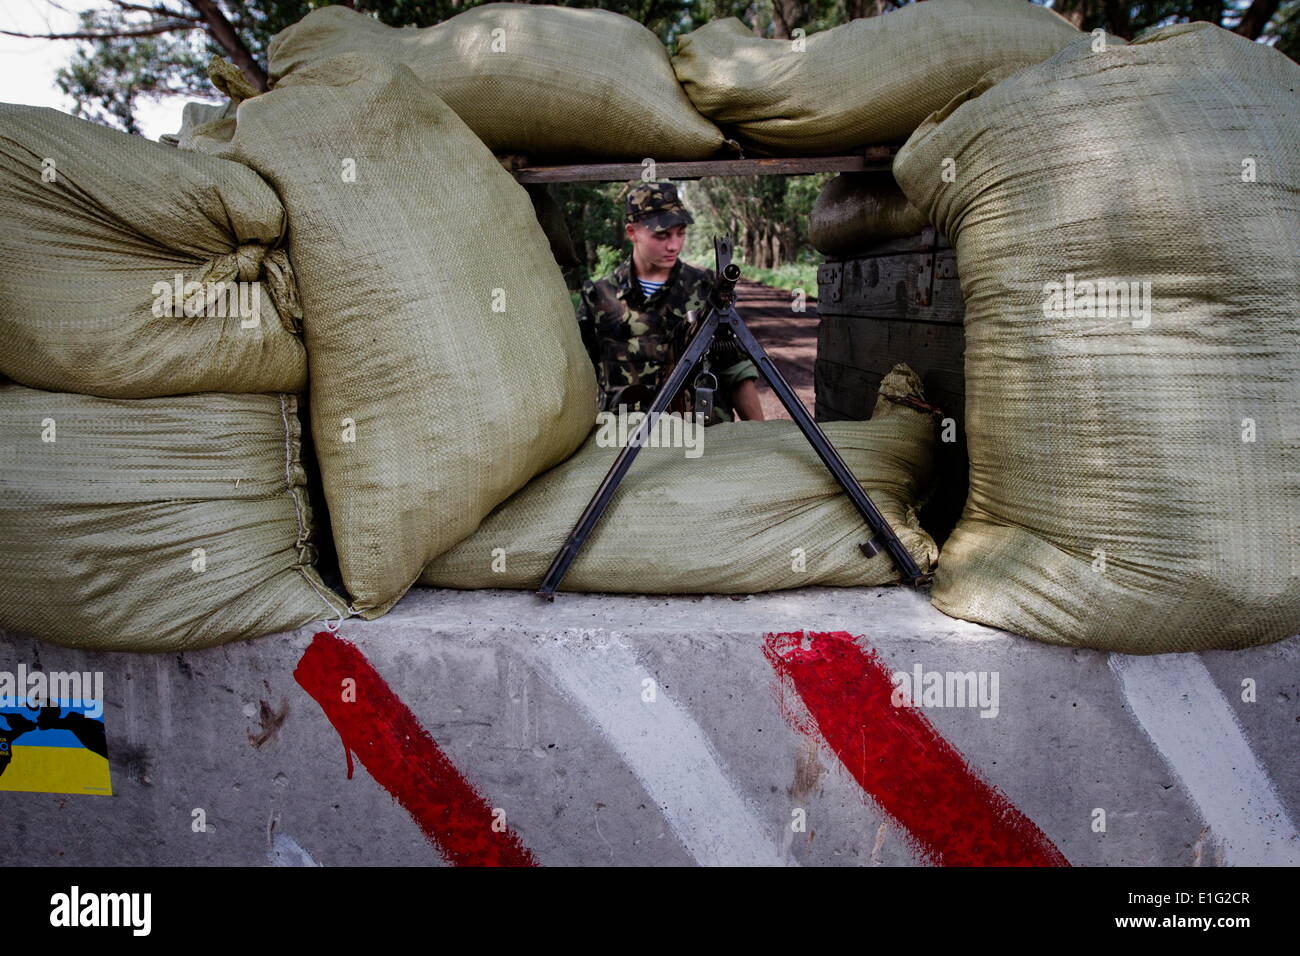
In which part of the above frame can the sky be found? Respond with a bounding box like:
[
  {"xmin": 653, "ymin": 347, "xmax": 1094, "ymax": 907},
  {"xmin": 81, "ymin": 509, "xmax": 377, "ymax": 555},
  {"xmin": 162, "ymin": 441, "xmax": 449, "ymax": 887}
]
[{"xmin": 0, "ymin": 0, "xmax": 208, "ymax": 140}]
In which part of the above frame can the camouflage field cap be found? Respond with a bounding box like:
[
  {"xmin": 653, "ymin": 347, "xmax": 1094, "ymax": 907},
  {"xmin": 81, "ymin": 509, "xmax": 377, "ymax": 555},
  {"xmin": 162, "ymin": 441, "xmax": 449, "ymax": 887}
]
[{"xmin": 625, "ymin": 181, "xmax": 695, "ymax": 230}]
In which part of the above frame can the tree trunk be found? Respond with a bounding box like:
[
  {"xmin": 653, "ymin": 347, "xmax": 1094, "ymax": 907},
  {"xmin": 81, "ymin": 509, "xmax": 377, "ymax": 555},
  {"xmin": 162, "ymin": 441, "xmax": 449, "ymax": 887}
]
[
  {"xmin": 581, "ymin": 202, "xmax": 596, "ymax": 271},
  {"xmin": 1235, "ymin": 0, "xmax": 1281, "ymax": 38},
  {"xmin": 188, "ymin": 0, "xmax": 268, "ymax": 91},
  {"xmin": 771, "ymin": 0, "xmax": 807, "ymax": 40},
  {"xmin": 1054, "ymin": 0, "xmax": 1102, "ymax": 30},
  {"xmin": 1102, "ymin": 0, "xmax": 1133, "ymax": 38}
]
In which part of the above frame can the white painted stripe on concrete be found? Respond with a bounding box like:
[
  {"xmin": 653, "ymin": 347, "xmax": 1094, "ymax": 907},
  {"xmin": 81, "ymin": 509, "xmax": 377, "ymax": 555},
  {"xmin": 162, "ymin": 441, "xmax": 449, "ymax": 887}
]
[
  {"xmin": 269, "ymin": 832, "xmax": 321, "ymax": 867},
  {"xmin": 535, "ymin": 634, "xmax": 791, "ymax": 867},
  {"xmin": 1110, "ymin": 653, "xmax": 1300, "ymax": 866}
]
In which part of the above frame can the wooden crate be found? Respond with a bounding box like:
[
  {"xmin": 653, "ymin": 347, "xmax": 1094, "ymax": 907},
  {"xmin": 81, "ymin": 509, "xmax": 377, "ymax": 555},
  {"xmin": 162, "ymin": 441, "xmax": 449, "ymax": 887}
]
[{"xmin": 815, "ymin": 229, "xmax": 967, "ymax": 541}]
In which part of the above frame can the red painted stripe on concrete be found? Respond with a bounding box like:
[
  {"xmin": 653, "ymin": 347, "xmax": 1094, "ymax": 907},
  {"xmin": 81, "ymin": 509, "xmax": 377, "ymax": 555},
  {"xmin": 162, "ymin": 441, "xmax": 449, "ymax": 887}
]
[
  {"xmin": 763, "ymin": 630, "xmax": 1069, "ymax": 867},
  {"xmin": 295, "ymin": 631, "xmax": 538, "ymax": 867}
]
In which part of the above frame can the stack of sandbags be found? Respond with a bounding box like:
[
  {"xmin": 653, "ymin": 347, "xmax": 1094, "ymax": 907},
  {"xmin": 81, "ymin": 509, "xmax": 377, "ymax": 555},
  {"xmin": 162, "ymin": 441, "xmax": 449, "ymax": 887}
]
[
  {"xmin": 423, "ymin": 366, "xmax": 938, "ymax": 592},
  {"xmin": 0, "ymin": 388, "xmax": 345, "ymax": 651},
  {"xmin": 207, "ymin": 54, "xmax": 597, "ymax": 617},
  {"xmin": 810, "ymin": 172, "xmax": 929, "ymax": 256},
  {"xmin": 672, "ymin": 0, "xmax": 1078, "ymax": 154},
  {"xmin": 267, "ymin": 3, "xmax": 725, "ymax": 160},
  {"xmin": 893, "ymin": 24, "xmax": 1300, "ymax": 653},
  {"xmin": 0, "ymin": 104, "xmax": 345, "ymax": 651}
]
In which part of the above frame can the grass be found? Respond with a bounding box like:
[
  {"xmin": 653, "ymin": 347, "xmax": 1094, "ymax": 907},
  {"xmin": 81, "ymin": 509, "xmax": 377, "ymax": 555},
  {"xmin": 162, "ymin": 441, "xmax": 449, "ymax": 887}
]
[{"xmin": 740, "ymin": 263, "xmax": 820, "ymax": 296}]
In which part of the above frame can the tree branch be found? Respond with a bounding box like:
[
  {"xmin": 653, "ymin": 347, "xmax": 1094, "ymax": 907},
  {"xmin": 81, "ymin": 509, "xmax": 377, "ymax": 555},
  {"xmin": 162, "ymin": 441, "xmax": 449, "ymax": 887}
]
[
  {"xmin": 107, "ymin": 0, "xmax": 204, "ymax": 22},
  {"xmin": 0, "ymin": 22, "xmax": 198, "ymax": 40},
  {"xmin": 42, "ymin": 0, "xmax": 84, "ymax": 15}
]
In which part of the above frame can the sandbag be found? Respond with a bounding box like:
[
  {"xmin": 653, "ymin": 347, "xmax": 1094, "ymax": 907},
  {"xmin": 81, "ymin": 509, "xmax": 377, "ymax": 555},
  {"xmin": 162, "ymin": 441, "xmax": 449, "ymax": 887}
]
[
  {"xmin": 810, "ymin": 172, "xmax": 929, "ymax": 255},
  {"xmin": 209, "ymin": 54, "xmax": 597, "ymax": 616},
  {"xmin": 422, "ymin": 366, "xmax": 937, "ymax": 592},
  {"xmin": 672, "ymin": 0, "xmax": 1078, "ymax": 154},
  {"xmin": 268, "ymin": 3, "xmax": 724, "ymax": 160},
  {"xmin": 893, "ymin": 23, "xmax": 1300, "ymax": 653},
  {"xmin": 0, "ymin": 384, "xmax": 346, "ymax": 652},
  {"xmin": 166, "ymin": 58, "xmax": 264, "ymax": 153},
  {"xmin": 163, "ymin": 98, "xmax": 236, "ymax": 151},
  {"xmin": 0, "ymin": 103, "xmax": 306, "ymax": 398}
]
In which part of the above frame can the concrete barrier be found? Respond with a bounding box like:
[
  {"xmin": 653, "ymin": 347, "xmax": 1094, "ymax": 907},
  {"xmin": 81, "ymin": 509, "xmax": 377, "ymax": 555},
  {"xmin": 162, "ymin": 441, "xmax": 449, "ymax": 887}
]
[{"xmin": 2, "ymin": 586, "xmax": 1297, "ymax": 866}]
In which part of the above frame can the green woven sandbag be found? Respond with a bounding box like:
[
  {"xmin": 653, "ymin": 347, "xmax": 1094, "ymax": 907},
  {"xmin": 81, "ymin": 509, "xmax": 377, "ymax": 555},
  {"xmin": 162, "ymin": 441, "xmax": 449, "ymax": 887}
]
[
  {"xmin": 672, "ymin": 0, "xmax": 1078, "ymax": 155},
  {"xmin": 893, "ymin": 24, "xmax": 1300, "ymax": 654},
  {"xmin": 422, "ymin": 366, "xmax": 937, "ymax": 592},
  {"xmin": 163, "ymin": 98, "xmax": 237, "ymax": 151},
  {"xmin": 0, "ymin": 384, "xmax": 346, "ymax": 652},
  {"xmin": 809, "ymin": 172, "xmax": 930, "ymax": 256},
  {"xmin": 268, "ymin": 3, "xmax": 724, "ymax": 161},
  {"xmin": 209, "ymin": 54, "xmax": 597, "ymax": 617},
  {"xmin": 0, "ymin": 104, "xmax": 306, "ymax": 398}
]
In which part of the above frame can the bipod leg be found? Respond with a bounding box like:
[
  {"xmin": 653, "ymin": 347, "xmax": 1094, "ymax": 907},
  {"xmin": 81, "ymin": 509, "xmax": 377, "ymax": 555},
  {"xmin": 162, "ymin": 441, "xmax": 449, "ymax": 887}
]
[
  {"xmin": 536, "ymin": 307, "xmax": 723, "ymax": 599},
  {"xmin": 722, "ymin": 308, "xmax": 931, "ymax": 587}
]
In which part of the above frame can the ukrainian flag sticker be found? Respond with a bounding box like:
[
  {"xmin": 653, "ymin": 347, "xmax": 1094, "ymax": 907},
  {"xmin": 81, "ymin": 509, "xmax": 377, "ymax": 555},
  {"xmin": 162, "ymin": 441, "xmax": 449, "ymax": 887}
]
[{"xmin": 0, "ymin": 700, "xmax": 112, "ymax": 797}]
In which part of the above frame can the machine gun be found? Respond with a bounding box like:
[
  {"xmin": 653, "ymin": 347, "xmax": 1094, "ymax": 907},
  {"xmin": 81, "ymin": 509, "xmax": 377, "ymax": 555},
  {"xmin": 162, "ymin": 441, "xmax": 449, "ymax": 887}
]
[
  {"xmin": 661, "ymin": 273, "xmax": 749, "ymax": 424},
  {"xmin": 537, "ymin": 236, "xmax": 932, "ymax": 599}
]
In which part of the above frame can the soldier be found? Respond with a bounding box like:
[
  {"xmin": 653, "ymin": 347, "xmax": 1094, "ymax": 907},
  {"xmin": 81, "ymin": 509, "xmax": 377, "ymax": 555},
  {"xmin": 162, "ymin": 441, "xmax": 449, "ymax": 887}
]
[{"xmin": 575, "ymin": 181, "xmax": 766, "ymax": 425}]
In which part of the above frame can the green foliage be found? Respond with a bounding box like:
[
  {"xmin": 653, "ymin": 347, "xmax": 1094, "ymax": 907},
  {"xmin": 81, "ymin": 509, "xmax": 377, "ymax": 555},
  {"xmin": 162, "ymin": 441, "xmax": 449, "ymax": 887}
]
[
  {"xmin": 1051, "ymin": 0, "xmax": 1290, "ymax": 42},
  {"xmin": 55, "ymin": 8, "xmax": 209, "ymax": 134},
  {"xmin": 741, "ymin": 263, "xmax": 820, "ymax": 293},
  {"xmin": 549, "ymin": 180, "xmax": 629, "ymax": 284},
  {"xmin": 594, "ymin": 243, "xmax": 626, "ymax": 277},
  {"xmin": 682, "ymin": 172, "xmax": 830, "ymax": 269}
]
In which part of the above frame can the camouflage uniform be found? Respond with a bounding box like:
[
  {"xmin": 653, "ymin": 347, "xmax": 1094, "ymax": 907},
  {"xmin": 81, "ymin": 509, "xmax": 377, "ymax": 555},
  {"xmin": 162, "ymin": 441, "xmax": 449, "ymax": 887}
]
[{"xmin": 575, "ymin": 182, "xmax": 758, "ymax": 425}]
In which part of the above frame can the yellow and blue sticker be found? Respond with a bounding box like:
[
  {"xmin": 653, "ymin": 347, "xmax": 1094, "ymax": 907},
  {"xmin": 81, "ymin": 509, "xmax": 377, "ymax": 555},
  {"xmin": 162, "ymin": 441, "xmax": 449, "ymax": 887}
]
[{"xmin": 0, "ymin": 700, "xmax": 111, "ymax": 797}]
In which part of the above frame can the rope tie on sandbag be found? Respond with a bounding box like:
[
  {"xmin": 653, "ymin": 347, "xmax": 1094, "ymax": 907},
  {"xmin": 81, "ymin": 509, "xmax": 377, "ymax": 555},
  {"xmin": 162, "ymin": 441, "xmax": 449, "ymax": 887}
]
[
  {"xmin": 188, "ymin": 243, "xmax": 303, "ymax": 333},
  {"xmin": 208, "ymin": 55, "xmax": 261, "ymax": 104},
  {"xmin": 230, "ymin": 242, "xmax": 266, "ymax": 281},
  {"xmin": 322, "ymin": 604, "xmax": 363, "ymax": 633},
  {"xmin": 260, "ymin": 249, "xmax": 304, "ymax": 333},
  {"xmin": 308, "ymin": 582, "xmax": 359, "ymax": 632}
]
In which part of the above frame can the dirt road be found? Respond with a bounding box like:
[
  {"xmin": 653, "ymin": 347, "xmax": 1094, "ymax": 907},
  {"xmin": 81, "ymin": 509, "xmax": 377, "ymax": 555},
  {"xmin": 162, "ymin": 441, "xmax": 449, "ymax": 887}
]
[{"xmin": 733, "ymin": 278, "xmax": 819, "ymax": 421}]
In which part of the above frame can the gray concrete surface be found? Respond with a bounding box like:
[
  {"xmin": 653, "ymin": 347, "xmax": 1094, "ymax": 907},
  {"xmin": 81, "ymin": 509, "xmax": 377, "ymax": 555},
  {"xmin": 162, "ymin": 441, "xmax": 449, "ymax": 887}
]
[{"xmin": 2, "ymin": 585, "xmax": 1297, "ymax": 866}]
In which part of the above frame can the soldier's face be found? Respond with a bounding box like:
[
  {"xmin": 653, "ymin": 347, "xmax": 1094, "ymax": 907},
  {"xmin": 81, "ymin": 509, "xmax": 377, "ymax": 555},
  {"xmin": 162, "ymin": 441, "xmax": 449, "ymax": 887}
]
[{"xmin": 627, "ymin": 222, "xmax": 687, "ymax": 270}]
